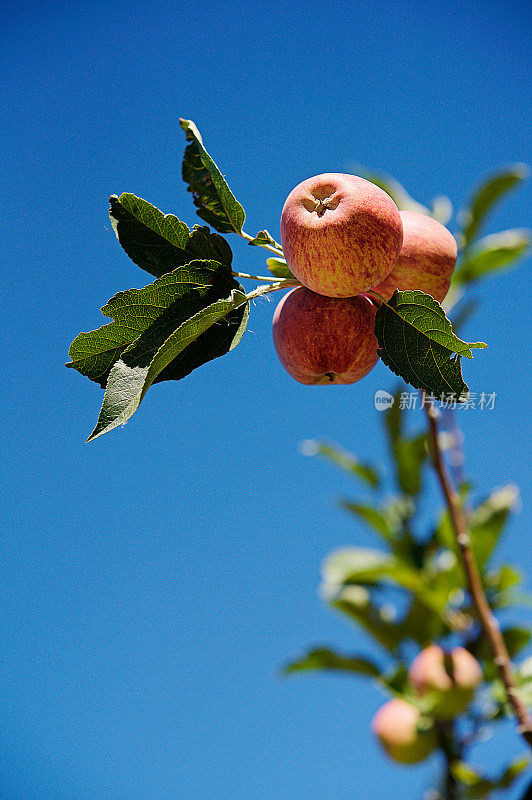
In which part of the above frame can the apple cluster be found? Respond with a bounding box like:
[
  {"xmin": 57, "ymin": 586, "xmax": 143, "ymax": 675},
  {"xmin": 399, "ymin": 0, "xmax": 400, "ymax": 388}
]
[
  {"xmin": 273, "ymin": 173, "xmax": 457, "ymax": 385},
  {"xmin": 372, "ymin": 645, "xmax": 483, "ymax": 764}
]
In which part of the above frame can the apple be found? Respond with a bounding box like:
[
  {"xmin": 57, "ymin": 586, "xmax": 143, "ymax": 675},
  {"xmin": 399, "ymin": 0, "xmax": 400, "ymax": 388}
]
[
  {"xmin": 280, "ymin": 173, "xmax": 403, "ymax": 298},
  {"xmin": 371, "ymin": 698, "xmax": 437, "ymax": 764},
  {"xmin": 372, "ymin": 210, "xmax": 457, "ymax": 303},
  {"xmin": 272, "ymin": 287, "xmax": 379, "ymax": 385},
  {"xmin": 408, "ymin": 645, "xmax": 483, "ymax": 718}
]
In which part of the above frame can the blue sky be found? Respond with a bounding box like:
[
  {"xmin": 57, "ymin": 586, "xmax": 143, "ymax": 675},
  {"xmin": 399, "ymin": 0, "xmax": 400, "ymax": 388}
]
[{"xmin": 1, "ymin": 1, "xmax": 531, "ymax": 798}]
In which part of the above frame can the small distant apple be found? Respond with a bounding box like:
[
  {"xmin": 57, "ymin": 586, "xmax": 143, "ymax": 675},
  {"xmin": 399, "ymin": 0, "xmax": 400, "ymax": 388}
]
[
  {"xmin": 272, "ymin": 287, "xmax": 379, "ymax": 385},
  {"xmin": 280, "ymin": 173, "xmax": 403, "ymax": 298},
  {"xmin": 372, "ymin": 210, "xmax": 457, "ymax": 303},
  {"xmin": 408, "ymin": 645, "xmax": 483, "ymax": 718},
  {"xmin": 372, "ymin": 698, "xmax": 437, "ymax": 764}
]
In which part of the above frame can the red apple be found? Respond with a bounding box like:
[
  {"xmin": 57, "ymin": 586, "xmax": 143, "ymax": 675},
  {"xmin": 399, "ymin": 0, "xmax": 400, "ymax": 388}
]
[
  {"xmin": 408, "ymin": 645, "xmax": 483, "ymax": 718},
  {"xmin": 372, "ymin": 698, "xmax": 437, "ymax": 764},
  {"xmin": 372, "ymin": 210, "xmax": 457, "ymax": 303},
  {"xmin": 272, "ymin": 287, "xmax": 379, "ymax": 385},
  {"xmin": 280, "ymin": 173, "xmax": 403, "ymax": 298}
]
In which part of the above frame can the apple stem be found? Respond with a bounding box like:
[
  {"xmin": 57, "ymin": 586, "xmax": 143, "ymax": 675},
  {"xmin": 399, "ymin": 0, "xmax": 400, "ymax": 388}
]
[{"xmin": 425, "ymin": 404, "xmax": 532, "ymax": 749}]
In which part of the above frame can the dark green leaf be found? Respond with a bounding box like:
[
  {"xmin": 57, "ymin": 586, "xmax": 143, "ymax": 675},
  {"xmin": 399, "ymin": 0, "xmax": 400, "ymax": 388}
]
[
  {"xmin": 67, "ymin": 261, "xmax": 243, "ymax": 386},
  {"xmin": 375, "ymin": 290, "xmax": 487, "ymax": 400},
  {"xmin": 453, "ymin": 229, "xmax": 530, "ymax": 287},
  {"xmin": 460, "ymin": 164, "xmax": 529, "ymax": 249},
  {"xmin": 266, "ymin": 257, "xmax": 295, "ymax": 279},
  {"xmin": 180, "ymin": 118, "xmax": 246, "ymax": 234},
  {"xmin": 69, "ymin": 262, "xmax": 249, "ymax": 441},
  {"xmin": 109, "ymin": 193, "xmax": 233, "ymax": 278},
  {"xmin": 498, "ymin": 756, "xmax": 531, "ymax": 789},
  {"xmin": 248, "ymin": 230, "xmax": 282, "ymax": 251},
  {"xmin": 301, "ymin": 440, "xmax": 380, "ymax": 488},
  {"xmin": 284, "ymin": 647, "xmax": 381, "ymax": 677},
  {"xmin": 87, "ymin": 289, "xmax": 248, "ymax": 441}
]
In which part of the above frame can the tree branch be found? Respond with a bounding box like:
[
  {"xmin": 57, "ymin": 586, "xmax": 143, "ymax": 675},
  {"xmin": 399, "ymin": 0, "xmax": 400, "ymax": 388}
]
[{"xmin": 425, "ymin": 404, "xmax": 532, "ymax": 749}]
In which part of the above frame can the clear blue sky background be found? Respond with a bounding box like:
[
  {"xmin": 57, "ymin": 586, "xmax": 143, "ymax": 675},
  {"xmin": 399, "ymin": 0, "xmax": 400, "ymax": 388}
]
[{"xmin": 1, "ymin": 1, "xmax": 531, "ymax": 798}]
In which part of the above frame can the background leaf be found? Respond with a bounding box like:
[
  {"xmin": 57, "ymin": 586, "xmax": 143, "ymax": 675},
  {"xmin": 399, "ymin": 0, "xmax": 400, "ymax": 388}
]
[
  {"xmin": 459, "ymin": 164, "xmax": 529, "ymax": 249},
  {"xmin": 248, "ymin": 230, "xmax": 282, "ymax": 251},
  {"xmin": 301, "ymin": 440, "xmax": 380, "ymax": 488},
  {"xmin": 109, "ymin": 193, "xmax": 233, "ymax": 278},
  {"xmin": 284, "ymin": 647, "xmax": 381, "ymax": 677},
  {"xmin": 180, "ymin": 118, "xmax": 246, "ymax": 234},
  {"xmin": 452, "ymin": 229, "xmax": 530, "ymax": 287}
]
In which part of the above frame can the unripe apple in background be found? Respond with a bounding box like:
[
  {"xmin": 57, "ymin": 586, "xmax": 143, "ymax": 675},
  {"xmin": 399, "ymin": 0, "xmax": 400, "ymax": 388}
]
[
  {"xmin": 371, "ymin": 698, "xmax": 438, "ymax": 764},
  {"xmin": 280, "ymin": 173, "xmax": 403, "ymax": 298},
  {"xmin": 372, "ymin": 210, "xmax": 457, "ymax": 303},
  {"xmin": 272, "ymin": 287, "xmax": 379, "ymax": 385},
  {"xmin": 408, "ymin": 645, "xmax": 483, "ymax": 718}
]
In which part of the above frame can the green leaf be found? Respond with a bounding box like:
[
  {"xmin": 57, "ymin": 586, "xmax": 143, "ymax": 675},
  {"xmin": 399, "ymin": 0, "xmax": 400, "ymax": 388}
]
[
  {"xmin": 266, "ymin": 257, "xmax": 295, "ymax": 279},
  {"xmin": 358, "ymin": 170, "xmax": 453, "ymax": 224},
  {"xmin": 459, "ymin": 164, "xmax": 529, "ymax": 249},
  {"xmin": 340, "ymin": 502, "xmax": 393, "ymax": 541},
  {"xmin": 248, "ymin": 230, "xmax": 282, "ymax": 251},
  {"xmin": 328, "ymin": 585, "xmax": 405, "ymax": 653},
  {"xmin": 180, "ymin": 118, "xmax": 246, "ymax": 234},
  {"xmin": 340, "ymin": 498, "xmax": 415, "ymax": 548},
  {"xmin": 109, "ymin": 193, "xmax": 233, "ymax": 278},
  {"xmin": 375, "ymin": 290, "xmax": 487, "ymax": 400},
  {"xmin": 394, "ymin": 435, "xmax": 428, "ymax": 497},
  {"xmin": 498, "ymin": 756, "xmax": 531, "ymax": 789},
  {"xmin": 67, "ymin": 261, "xmax": 243, "ymax": 386},
  {"xmin": 301, "ymin": 440, "xmax": 380, "ymax": 488},
  {"xmin": 469, "ymin": 484, "xmax": 519, "ymax": 569},
  {"xmin": 451, "ymin": 763, "xmax": 494, "ymax": 799},
  {"xmin": 284, "ymin": 647, "xmax": 381, "ymax": 677},
  {"xmin": 70, "ymin": 262, "xmax": 249, "ymax": 441},
  {"xmin": 453, "ymin": 229, "xmax": 530, "ymax": 287},
  {"xmin": 323, "ymin": 547, "xmax": 446, "ymax": 614}
]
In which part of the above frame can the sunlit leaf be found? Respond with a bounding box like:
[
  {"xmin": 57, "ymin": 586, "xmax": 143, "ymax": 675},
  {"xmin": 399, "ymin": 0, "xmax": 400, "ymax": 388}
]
[{"xmin": 266, "ymin": 257, "xmax": 295, "ymax": 279}]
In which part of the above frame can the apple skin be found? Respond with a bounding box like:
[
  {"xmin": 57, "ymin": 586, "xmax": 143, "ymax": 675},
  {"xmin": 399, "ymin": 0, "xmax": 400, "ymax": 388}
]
[
  {"xmin": 280, "ymin": 173, "xmax": 403, "ymax": 298},
  {"xmin": 372, "ymin": 210, "xmax": 457, "ymax": 303},
  {"xmin": 372, "ymin": 698, "xmax": 437, "ymax": 764},
  {"xmin": 408, "ymin": 645, "xmax": 483, "ymax": 718},
  {"xmin": 272, "ymin": 287, "xmax": 379, "ymax": 385}
]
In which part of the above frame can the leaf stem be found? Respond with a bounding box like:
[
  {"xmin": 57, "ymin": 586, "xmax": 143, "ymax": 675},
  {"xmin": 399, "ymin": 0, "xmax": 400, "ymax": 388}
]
[
  {"xmin": 244, "ymin": 279, "xmax": 300, "ymax": 303},
  {"xmin": 240, "ymin": 229, "xmax": 284, "ymax": 257},
  {"xmin": 232, "ymin": 271, "xmax": 280, "ymax": 282},
  {"xmin": 424, "ymin": 404, "xmax": 532, "ymax": 749}
]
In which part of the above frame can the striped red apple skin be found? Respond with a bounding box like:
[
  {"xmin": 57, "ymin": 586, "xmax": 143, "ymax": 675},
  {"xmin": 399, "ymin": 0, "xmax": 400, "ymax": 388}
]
[
  {"xmin": 280, "ymin": 173, "xmax": 403, "ymax": 298},
  {"xmin": 372, "ymin": 210, "xmax": 457, "ymax": 303},
  {"xmin": 272, "ymin": 287, "xmax": 379, "ymax": 385}
]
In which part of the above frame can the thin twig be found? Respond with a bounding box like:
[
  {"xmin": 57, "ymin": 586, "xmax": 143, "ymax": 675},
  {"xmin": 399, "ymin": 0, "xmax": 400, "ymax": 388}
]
[{"xmin": 425, "ymin": 404, "xmax": 532, "ymax": 749}]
